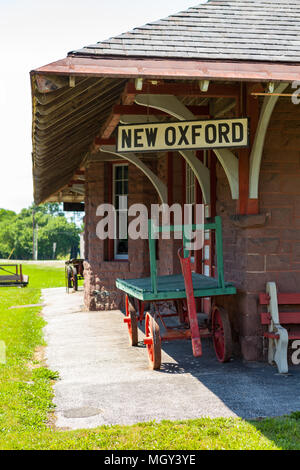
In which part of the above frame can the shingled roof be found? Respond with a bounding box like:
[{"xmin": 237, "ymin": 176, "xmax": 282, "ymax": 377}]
[
  {"xmin": 70, "ymin": 0, "xmax": 300, "ymax": 63},
  {"xmin": 32, "ymin": 0, "xmax": 300, "ymax": 205}
]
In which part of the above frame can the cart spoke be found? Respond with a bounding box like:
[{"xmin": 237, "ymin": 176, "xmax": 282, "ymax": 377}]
[
  {"xmin": 125, "ymin": 295, "xmax": 138, "ymax": 346},
  {"xmin": 145, "ymin": 312, "xmax": 161, "ymax": 370},
  {"xmin": 212, "ymin": 306, "xmax": 232, "ymax": 363}
]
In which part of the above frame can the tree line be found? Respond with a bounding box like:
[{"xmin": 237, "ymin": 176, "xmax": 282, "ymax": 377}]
[{"xmin": 0, "ymin": 203, "xmax": 81, "ymax": 260}]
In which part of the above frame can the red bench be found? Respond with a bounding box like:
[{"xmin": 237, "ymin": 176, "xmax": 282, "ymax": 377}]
[{"xmin": 259, "ymin": 283, "xmax": 300, "ymax": 373}]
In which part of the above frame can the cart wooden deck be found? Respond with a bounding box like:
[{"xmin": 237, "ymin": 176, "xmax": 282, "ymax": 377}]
[
  {"xmin": 116, "ymin": 216, "xmax": 236, "ymax": 302},
  {"xmin": 0, "ymin": 265, "xmax": 29, "ymax": 287},
  {"xmin": 116, "ymin": 216, "xmax": 237, "ymax": 369},
  {"xmin": 116, "ymin": 273, "xmax": 236, "ymax": 301}
]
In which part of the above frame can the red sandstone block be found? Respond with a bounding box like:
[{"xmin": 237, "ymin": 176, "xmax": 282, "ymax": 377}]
[
  {"xmin": 88, "ymin": 247, "xmax": 104, "ymax": 259},
  {"xmin": 242, "ymin": 272, "xmax": 270, "ymax": 293},
  {"xmin": 293, "ymin": 201, "xmax": 300, "ymax": 219},
  {"xmin": 222, "ymin": 226, "xmax": 238, "ymax": 239},
  {"xmin": 266, "ymin": 254, "xmax": 292, "ymax": 271},
  {"xmin": 239, "ymin": 314, "xmax": 263, "ymax": 338},
  {"xmin": 238, "ymin": 293, "xmax": 260, "ymax": 316},
  {"xmin": 240, "ymin": 336, "xmax": 263, "ymax": 362},
  {"xmin": 262, "ymin": 149, "xmax": 285, "ymax": 163},
  {"xmin": 261, "ymin": 161, "xmax": 300, "ymax": 172},
  {"xmin": 246, "ymin": 237, "xmax": 280, "ymax": 254},
  {"xmin": 283, "ymin": 136, "xmax": 300, "ymax": 150},
  {"xmin": 270, "ymin": 272, "xmax": 300, "ymax": 292},
  {"xmin": 242, "ymin": 226, "xmax": 275, "ymax": 239},
  {"xmin": 260, "ymin": 162, "xmax": 280, "ymax": 172},
  {"xmin": 280, "ymin": 174, "xmax": 300, "ymax": 194},
  {"xmin": 271, "ymin": 119, "xmax": 300, "ymax": 133},
  {"xmin": 269, "ymin": 208, "xmax": 293, "ymax": 227},
  {"xmin": 274, "ymin": 101, "xmax": 297, "ymax": 111},
  {"xmin": 282, "ymin": 229, "xmax": 300, "ymax": 241},
  {"xmin": 246, "ymin": 254, "xmax": 265, "ymax": 272},
  {"xmin": 223, "ymin": 271, "xmax": 246, "ymax": 289},
  {"xmin": 260, "ymin": 193, "xmax": 292, "ymax": 208},
  {"xmin": 259, "ymin": 173, "xmax": 282, "ymax": 193},
  {"xmin": 293, "ymin": 194, "xmax": 300, "ymax": 205},
  {"xmin": 102, "ymin": 262, "xmax": 128, "ymax": 273},
  {"xmin": 264, "ymin": 133, "xmax": 286, "ymax": 149},
  {"xmin": 279, "ymin": 241, "xmax": 292, "ymax": 254},
  {"xmin": 292, "ymin": 242, "xmax": 300, "ymax": 263},
  {"xmin": 234, "ymin": 237, "xmax": 247, "ymax": 252}
]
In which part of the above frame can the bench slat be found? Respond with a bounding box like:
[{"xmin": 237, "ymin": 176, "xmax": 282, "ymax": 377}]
[
  {"xmin": 261, "ymin": 312, "xmax": 300, "ymax": 325},
  {"xmin": 279, "ymin": 312, "xmax": 300, "ymax": 324},
  {"xmin": 260, "ymin": 292, "xmax": 300, "ymax": 305},
  {"xmin": 259, "ymin": 293, "xmax": 270, "ymax": 305},
  {"xmin": 278, "ymin": 293, "xmax": 300, "ymax": 305},
  {"xmin": 0, "ymin": 275, "xmax": 21, "ymax": 281},
  {"xmin": 288, "ymin": 334, "xmax": 300, "ymax": 340}
]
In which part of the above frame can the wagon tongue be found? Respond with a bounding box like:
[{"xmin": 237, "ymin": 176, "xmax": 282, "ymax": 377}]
[
  {"xmin": 192, "ymin": 338, "xmax": 202, "ymax": 358},
  {"xmin": 178, "ymin": 248, "xmax": 203, "ymax": 358}
]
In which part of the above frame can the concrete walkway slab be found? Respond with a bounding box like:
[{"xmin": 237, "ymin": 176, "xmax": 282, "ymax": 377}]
[{"xmin": 42, "ymin": 288, "xmax": 300, "ymax": 430}]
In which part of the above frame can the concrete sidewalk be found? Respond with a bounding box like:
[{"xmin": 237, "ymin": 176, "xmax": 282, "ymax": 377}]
[{"xmin": 42, "ymin": 288, "xmax": 300, "ymax": 430}]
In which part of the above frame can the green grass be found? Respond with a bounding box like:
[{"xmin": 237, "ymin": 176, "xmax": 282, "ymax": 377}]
[
  {"xmin": 17, "ymin": 264, "xmax": 66, "ymax": 289},
  {"xmin": 0, "ymin": 263, "xmax": 300, "ymax": 450},
  {"xmin": 0, "ymin": 264, "xmax": 65, "ymax": 439},
  {"xmin": 1, "ymin": 415, "xmax": 300, "ymax": 451}
]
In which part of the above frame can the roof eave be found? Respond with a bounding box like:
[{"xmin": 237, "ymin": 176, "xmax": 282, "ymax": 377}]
[{"xmin": 31, "ymin": 55, "xmax": 300, "ymax": 83}]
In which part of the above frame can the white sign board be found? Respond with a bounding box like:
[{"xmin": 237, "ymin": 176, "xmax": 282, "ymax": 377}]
[{"xmin": 117, "ymin": 118, "xmax": 249, "ymax": 153}]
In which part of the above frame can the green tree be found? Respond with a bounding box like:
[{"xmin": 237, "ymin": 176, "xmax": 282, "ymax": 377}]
[
  {"xmin": 37, "ymin": 217, "xmax": 80, "ymax": 260},
  {"xmin": 30, "ymin": 203, "xmax": 64, "ymax": 217},
  {"xmin": 0, "ymin": 204, "xmax": 80, "ymax": 260},
  {"xmin": 0, "ymin": 209, "xmax": 16, "ymax": 221}
]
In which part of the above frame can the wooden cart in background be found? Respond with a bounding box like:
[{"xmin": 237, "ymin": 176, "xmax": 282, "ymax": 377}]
[
  {"xmin": 116, "ymin": 216, "xmax": 236, "ymax": 370},
  {"xmin": 0, "ymin": 264, "xmax": 29, "ymax": 287},
  {"xmin": 65, "ymin": 259, "xmax": 84, "ymax": 293}
]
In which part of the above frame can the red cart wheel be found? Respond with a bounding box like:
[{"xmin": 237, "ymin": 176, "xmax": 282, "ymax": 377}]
[
  {"xmin": 124, "ymin": 295, "xmax": 138, "ymax": 346},
  {"xmin": 144, "ymin": 312, "xmax": 161, "ymax": 370},
  {"xmin": 211, "ymin": 306, "xmax": 232, "ymax": 363}
]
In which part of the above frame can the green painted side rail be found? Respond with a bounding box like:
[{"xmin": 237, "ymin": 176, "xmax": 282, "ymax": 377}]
[
  {"xmin": 116, "ymin": 216, "xmax": 236, "ymax": 301},
  {"xmin": 148, "ymin": 219, "xmax": 158, "ymax": 295},
  {"xmin": 116, "ymin": 274, "xmax": 236, "ymax": 302}
]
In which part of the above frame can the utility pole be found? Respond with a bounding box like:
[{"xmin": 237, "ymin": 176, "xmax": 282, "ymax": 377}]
[
  {"xmin": 35, "ymin": 224, "xmax": 39, "ymax": 261},
  {"xmin": 32, "ymin": 208, "xmax": 35, "ymax": 260},
  {"xmin": 53, "ymin": 242, "xmax": 57, "ymax": 260},
  {"xmin": 32, "ymin": 208, "xmax": 38, "ymax": 260}
]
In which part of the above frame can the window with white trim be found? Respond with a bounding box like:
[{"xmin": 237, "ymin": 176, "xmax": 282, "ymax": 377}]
[{"xmin": 113, "ymin": 164, "xmax": 128, "ymax": 259}]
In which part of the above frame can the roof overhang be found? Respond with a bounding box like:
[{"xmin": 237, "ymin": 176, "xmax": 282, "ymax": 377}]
[
  {"xmin": 31, "ymin": 55, "xmax": 300, "ymax": 205},
  {"xmin": 32, "ymin": 55, "xmax": 300, "ymax": 83}
]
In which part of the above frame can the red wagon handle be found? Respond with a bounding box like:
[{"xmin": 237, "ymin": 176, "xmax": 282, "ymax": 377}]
[{"xmin": 178, "ymin": 248, "xmax": 202, "ymax": 358}]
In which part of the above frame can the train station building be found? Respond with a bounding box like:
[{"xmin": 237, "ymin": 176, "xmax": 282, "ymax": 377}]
[{"xmin": 30, "ymin": 0, "xmax": 300, "ymax": 362}]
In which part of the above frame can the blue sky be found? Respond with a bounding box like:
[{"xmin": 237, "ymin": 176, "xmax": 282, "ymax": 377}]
[{"xmin": 0, "ymin": 0, "xmax": 203, "ymax": 212}]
